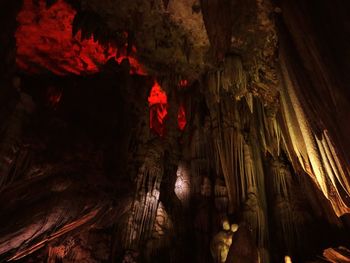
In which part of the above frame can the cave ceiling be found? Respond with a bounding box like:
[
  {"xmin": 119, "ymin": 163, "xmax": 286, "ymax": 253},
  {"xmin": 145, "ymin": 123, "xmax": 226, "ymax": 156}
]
[{"xmin": 16, "ymin": 0, "xmax": 279, "ymax": 103}]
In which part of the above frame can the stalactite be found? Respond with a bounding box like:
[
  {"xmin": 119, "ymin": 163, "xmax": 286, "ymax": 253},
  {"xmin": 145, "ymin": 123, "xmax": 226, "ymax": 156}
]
[
  {"xmin": 255, "ymin": 100, "xmax": 281, "ymax": 158},
  {"xmin": 278, "ymin": 0, "xmax": 350, "ymax": 172},
  {"xmin": 241, "ymin": 141, "xmax": 268, "ymax": 263},
  {"xmin": 269, "ymin": 159, "xmax": 299, "ymax": 254},
  {"xmin": 213, "ymin": 98, "xmax": 241, "ymax": 213},
  {"xmin": 214, "ymin": 178, "xmax": 229, "ymax": 212},
  {"xmin": 221, "ymin": 56, "xmax": 248, "ymax": 99},
  {"xmin": 279, "ymin": 43, "xmax": 350, "ymax": 216},
  {"xmin": 207, "ymin": 73, "xmax": 220, "ymax": 103},
  {"xmin": 282, "ymin": 51, "xmax": 329, "ymax": 197},
  {"xmin": 205, "ymin": 56, "xmax": 251, "ymax": 213},
  {"xmin": 205, "ymin": 55, "xmax": 270, "ymax": 262},
  {"xmin": 323, "ymin": 131, "xmax": 350, "ymax": 197}
]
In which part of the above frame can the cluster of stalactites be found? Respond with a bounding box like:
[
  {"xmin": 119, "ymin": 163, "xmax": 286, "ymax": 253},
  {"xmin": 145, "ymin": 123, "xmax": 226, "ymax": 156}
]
[
  {"xmin": 204, "ymin": 55, "xmax": 269, "ymax": 261},
  {"xmin": 207, "ymin": 56, "xmax": 252, "ymax": 111},
  {"xmin": 201, "ymin": 50, "xmax": 342, "ymax": 259},
  {"xmin": 244, "ymin": 37, "xmax": 350, "ymax": 254},
  {"xmin": 278, "ymin": 45, "xmax": 350, "ymax": 217},
  {"xmin": 205, "ymin": 56, "xmax": 264, "ymax": 207}
]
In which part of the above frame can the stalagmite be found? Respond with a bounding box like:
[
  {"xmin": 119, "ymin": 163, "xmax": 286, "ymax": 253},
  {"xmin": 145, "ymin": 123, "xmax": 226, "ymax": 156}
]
[
  {"xmin": 210, "ymin": 219, "xmax": 236, "ymax": 263},
  {"xmin": 174, "ymin": 162, "xmax": 191, "ymax": 206},
  {"xmin": 124, "ymin": 147, "xmax": 164, "ymax": 249}
]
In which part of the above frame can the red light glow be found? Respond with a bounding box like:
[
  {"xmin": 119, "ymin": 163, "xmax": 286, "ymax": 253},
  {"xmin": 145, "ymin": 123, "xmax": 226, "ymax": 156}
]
[
  {"xmin": 148, "ymin": 81, "xmax": 168, "ymax": 136},
  {"xmin": 177, "ymin": 104, "xmax": 186, "ymax": 130},
  {"xmin": 148, "ymin": 81, "xmax": 167, "ymax": 106},
  {"xmin": 47, "ymin": 86, "xmax": 62, "ymax": 109},
  {"xmin": 179, "ymin": 79, "xmax": 188, "ymax": 88},
  {"xmin": 16, "ymin": 0, "xmax": 146, "ymax": 75}
]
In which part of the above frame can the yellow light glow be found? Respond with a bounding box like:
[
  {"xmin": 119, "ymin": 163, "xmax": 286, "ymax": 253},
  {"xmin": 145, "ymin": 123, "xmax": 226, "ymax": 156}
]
[{"xmin": 284, "ymin": 255, "xmax": 292, "ymax": 263}]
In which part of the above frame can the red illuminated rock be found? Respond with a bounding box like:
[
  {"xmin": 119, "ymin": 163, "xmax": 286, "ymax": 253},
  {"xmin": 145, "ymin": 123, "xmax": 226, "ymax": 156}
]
[
  {"xmin": 16, "ymin": 0, "xmax": 145, "ymax": 75},
  {"xmin": 148, "ymin": 81, "xmax": 168, "ymax": 136},
  {"xmin": 177, "ymin": 104, "xmax": 186, "ymax": 131}
]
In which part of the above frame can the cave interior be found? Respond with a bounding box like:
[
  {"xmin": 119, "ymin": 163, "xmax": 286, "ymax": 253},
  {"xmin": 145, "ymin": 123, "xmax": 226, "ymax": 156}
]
[{"xmin": 1, "ymin": 0, "xmax": 350, "ymax": 262}]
